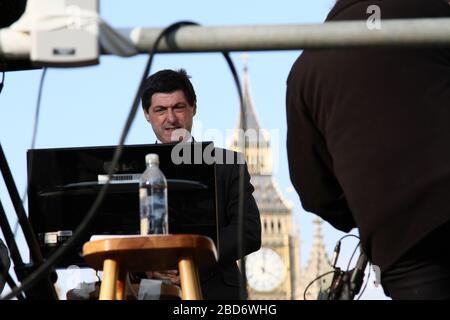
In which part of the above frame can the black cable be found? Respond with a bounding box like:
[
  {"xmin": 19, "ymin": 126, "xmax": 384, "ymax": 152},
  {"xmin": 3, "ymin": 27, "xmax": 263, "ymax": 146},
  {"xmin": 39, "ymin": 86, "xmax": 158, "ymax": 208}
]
[
  {"xmin": 12, "ymin": 67, "xmax": 47, "ymax": 238},
  {"xmin": 0, "ymin": 64, "xmax": 49, "ymax": 273},
  {"xmin": 346, "ymin": 241, "xmax": 361, "ymax": 272},
  {"xmin": 6, "ymin": 67, "xmax": 46, "ymax": 300},
  {"xmin": 303, "ymin": 270, "xmax": 335, "ymax": 300},
  {"xmin": 2, "ymin": 67, "xmax": 47, "ymax": 299},
  {"xmin": 220, "ymin": 53, "xmax": 246, "ymax": 299},
  {"xmin": 337, "ymin": 234, "xmax": 360, "ymax": 243},
  {"xmin": 1, "ymin": 21, "xmax": 195, "ymax": 300},
  {"xmin": 331, "ymin": 234, "xmax": 360, "ymax": 268}
]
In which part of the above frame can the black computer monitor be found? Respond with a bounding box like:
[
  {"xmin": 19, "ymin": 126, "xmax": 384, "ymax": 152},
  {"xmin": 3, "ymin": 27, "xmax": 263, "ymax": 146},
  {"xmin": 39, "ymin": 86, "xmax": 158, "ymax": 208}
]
[{"xmin": 27, "ymin": 142, "xmax": 218, "ymax": 268}]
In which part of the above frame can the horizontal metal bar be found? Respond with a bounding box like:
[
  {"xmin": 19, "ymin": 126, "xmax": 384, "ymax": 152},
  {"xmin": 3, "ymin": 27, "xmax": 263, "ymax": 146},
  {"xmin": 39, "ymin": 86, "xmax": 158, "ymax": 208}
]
[
  {"xmin": 2, "ymin": 18, "xmax": 450, "ymax": 60},
  {"xmin": 123, "ymin": 18, "xmax": 450, "ymax": 53}
]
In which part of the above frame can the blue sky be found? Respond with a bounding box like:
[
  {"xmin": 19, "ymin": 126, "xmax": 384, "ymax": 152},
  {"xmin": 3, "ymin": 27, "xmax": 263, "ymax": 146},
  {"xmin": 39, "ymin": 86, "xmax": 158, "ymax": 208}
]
[{"xmin": 0, "ymin": 0, "xmax": 388, "ymax": 299}]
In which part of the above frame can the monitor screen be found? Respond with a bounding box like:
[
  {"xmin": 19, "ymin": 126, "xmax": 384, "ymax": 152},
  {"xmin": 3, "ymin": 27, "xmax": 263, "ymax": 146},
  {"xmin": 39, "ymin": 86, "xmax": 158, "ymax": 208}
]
[{"xmin": 27, "ymin": 142, "xmax": 218, "ymax": 268}]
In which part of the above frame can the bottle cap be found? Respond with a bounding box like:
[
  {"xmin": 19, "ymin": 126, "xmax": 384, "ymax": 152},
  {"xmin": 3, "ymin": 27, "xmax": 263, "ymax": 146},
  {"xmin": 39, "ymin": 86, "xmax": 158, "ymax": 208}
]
[{"xmin": 145, "ymin": 153, "xmax": 159, "ymax": 165}]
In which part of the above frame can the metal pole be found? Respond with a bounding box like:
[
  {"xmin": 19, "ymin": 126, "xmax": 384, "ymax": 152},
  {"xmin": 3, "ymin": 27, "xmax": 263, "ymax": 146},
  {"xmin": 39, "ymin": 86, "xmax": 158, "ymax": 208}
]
[
  {"xmin": 0, "ymin": 144, "xmax": 58, "ymax": 299},
  {"xmin": 0, "ymin": 144, "xmax": 43, "ymax": 264},
  {"xmin": 125, "ymin": 18, "xmax": 450, "ymax": 53},
  {"xmin": 0, "ymin": 201, "xmax": 23, "ymax": 267},
  {"xmin": 2, "ymin": 18, "xmax": 450, "ymax": 60}
]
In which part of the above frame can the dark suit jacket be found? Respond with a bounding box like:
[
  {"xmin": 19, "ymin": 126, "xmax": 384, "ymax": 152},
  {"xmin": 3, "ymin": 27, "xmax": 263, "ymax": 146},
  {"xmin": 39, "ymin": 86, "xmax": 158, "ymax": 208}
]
[
  {"xmin": 287, "ymin": 0, "xmax": 450, "ymax": 272},
  {"xmin": 200, "ymin": 148, "xmax": 261, "ymax": 299}
]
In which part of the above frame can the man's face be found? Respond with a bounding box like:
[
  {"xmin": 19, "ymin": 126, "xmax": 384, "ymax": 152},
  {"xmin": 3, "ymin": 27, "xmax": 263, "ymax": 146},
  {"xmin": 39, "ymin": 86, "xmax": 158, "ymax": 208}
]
[{"xmin": 144, "ymin": 90, "xmax": 196, "ymax": 143}]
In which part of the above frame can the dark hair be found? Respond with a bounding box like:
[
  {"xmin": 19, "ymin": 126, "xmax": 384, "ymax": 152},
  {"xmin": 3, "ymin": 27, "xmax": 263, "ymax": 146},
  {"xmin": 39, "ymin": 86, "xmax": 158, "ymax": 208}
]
[{"xmin": 141, "ymin": 69, "xmax": 197, "ymax": 112}]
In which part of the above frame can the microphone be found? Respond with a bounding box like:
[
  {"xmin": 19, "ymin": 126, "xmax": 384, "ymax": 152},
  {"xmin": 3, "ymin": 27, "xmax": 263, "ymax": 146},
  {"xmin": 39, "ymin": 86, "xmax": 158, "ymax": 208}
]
[
  {"xmin": 331, "ymin": 241, "xmax": 341, "ymax": 268},
  {"xmin": 349, "ymin": 245, "xmax": 369, "ymax": 298}
]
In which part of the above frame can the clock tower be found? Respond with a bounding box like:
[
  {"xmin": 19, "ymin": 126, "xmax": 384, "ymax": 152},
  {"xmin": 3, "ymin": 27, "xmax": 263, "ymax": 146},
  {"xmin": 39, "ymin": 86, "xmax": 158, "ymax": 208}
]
[{"xmin": 229, "ymin": 56, "xmax": 301, "ymax": 299}]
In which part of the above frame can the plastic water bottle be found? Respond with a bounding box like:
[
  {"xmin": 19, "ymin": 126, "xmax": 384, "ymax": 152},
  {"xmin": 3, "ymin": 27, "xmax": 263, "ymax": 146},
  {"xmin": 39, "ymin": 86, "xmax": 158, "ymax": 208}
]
[{"xmin": 139, "ymin": 154, "xmax": 168, "ymax": 235}]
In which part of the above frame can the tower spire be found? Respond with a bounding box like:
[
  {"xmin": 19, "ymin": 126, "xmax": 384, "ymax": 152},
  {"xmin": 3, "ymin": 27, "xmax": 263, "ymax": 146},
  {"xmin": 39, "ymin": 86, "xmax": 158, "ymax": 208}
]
[
  {"xmin": 300, "ymin": 218, "xmax": 333, "ymax": 299},
  {"xmin": 238, "ymin": 53, "xmax": 261, "ymax": 131},
  {"xmin": 229, "ymin": 53, "xmax": 273, "ymax": 175}
]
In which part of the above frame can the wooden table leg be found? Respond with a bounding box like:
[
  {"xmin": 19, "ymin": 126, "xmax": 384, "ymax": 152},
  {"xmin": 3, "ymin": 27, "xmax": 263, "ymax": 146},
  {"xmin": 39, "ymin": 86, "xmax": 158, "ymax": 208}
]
[
  {"xmin": 99, "ymin": 258, "xmax": 118, "ymax": 300},
  {"xmin": 178, "ymin": 255, "xmax": 202, "ymax": 300}
]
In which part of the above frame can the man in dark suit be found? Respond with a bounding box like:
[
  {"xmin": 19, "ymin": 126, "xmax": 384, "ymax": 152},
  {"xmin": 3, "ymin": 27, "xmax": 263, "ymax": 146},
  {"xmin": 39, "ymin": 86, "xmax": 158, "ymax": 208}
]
[
  {"xmin": 287, "ymin": 0, "xmax": 450, "ymax": 299},
  {"xmin": 140, "ymin": 69, "xmax": 261, "ymax": 299}
]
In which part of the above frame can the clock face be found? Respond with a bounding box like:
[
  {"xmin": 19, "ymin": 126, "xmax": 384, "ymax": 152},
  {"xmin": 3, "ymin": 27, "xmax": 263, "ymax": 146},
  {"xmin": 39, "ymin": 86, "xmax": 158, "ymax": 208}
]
[{"xmin": 246, "ymin": 247, "xmax": 285, "ymax": 292}]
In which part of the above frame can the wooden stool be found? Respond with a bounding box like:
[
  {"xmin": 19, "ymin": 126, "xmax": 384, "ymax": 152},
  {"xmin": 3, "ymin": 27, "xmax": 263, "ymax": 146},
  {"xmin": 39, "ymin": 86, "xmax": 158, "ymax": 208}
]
[{"xmin": 82, "ymin": 234, "xmax": 217, "ymax": 300}]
